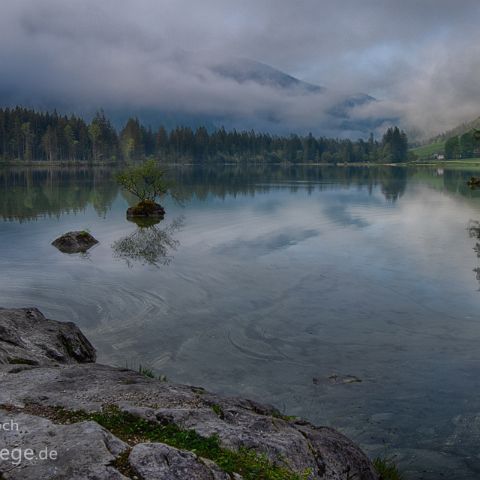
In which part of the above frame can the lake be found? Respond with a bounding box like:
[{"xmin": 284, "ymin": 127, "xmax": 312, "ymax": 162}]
[{"xmin": 1, "ymin": 164, "xmax": 480, "ymax": 479}]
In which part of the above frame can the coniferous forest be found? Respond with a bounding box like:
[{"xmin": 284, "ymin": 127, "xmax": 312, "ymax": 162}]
[{"xmin": 0, "ymin": 107, "xmax": 409, "ymax": 164}]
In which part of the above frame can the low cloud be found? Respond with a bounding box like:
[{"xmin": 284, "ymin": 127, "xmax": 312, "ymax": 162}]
[{"xmin": 1, "ymin": 0, "xmax": 479, "ymax": 138}]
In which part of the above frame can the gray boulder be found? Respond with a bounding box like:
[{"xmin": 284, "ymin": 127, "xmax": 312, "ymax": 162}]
[
  {"xmin": 51, "ymin": 231, "xmax": 98, "ymax": 253},
  {"xmin": 0, "ymin": 412, "xmax": 129, "ymax": 480},
  {"xmin": 0, "ymin": 307, "xmax": 96, "ymax": 366},
  {"xmin": 129, "ymin": 443, "xmax": 235, "ymax": 480}
]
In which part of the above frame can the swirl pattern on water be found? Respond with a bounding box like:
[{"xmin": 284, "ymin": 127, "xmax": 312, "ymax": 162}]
[{"xmin": 2, "ymin": 165, "xmax": 480, "ymax": 479}]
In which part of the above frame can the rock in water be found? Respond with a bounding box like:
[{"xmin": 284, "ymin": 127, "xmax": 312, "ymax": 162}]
[
  {"xmin": 467, "ymin": 176, "xmax": 480, "ymax": 188},
  {"xmin": 52, "ymin": 231, "xmax": 98, "ymax": 253},
  {"xmin": 127, "ymin": 200, "xmax": 165, "ymax": 220}
]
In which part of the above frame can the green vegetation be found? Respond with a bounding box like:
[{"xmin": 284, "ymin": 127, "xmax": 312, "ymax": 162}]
[
  {"xmin": 210, "ymin": 403, "xmax": 225, "ymax": 419},
  {"xmin": 444, "ymin": 130, "xmax": 480, "ymax": 159},
  {"xmin": 116, "ymin": 159, "xmax": 169, "ymax": 202},
  {"xmin": 432, "ymin": 115, "xmax": 480, "ymax": 144},
  {"xmin": 271, "ymin": 410, "xmax": 297, "ymax": 422},
  {"xmin": 410, "ymin": 140, "xmax": 445, "ymax": 159},
  {"xmin": 0, "ymin": 107, "xmax": 410, "ymax": 164},
  {"xmin": 373, "ymin": 457, "xmax": 403, "ymax": 480},
  {"xmin": 23, "ymin": 404, "xmax": 310, "ymax": 480},
  {"xmin": 138, "ymin": 364, "xmax": 155, "ymax": 378},
  {"xmin": 413, "ymin": 128, "xmax": 480, "ymax": 161}
]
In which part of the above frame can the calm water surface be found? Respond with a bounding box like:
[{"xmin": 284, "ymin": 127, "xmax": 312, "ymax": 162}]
[{"xmin": 1, "ymin": 165, "xmax": 480, "ymax": 479}]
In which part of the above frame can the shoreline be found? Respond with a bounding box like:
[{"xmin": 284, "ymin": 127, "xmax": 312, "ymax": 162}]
[
  {"xmin": 0, "ymin": 307, "xmax": 381, "ymax": 479},
  {"xmin": 2, "ymin": 159, "xmax": 480, "ymax": 169}
]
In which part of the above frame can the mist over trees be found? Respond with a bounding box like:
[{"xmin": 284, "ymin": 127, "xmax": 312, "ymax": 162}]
[{"xmin": 0, "ymin": 107, "xmax": 409, "ymax": 164}]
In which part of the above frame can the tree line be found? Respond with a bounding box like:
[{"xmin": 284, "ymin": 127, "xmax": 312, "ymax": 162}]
[
  {"xmin": 0, "ymin": 107, "xmax": 409, "ymax": 164},
  {"xmin": 444, "ymin": 130, "xmax": 480, "ymax": 159}
]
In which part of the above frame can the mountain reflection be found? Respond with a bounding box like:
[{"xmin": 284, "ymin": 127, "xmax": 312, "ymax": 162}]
[{"xmin": 112, "ymin": 217, "xmax": 183, "ymax": 267}]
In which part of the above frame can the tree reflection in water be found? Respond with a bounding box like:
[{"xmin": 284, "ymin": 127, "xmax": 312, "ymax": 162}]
[
  {"xmin": 467, "ymin": 220, "xmax": 480, "ymax": 285},
  {"xmin": 112, "ymin": 216, "xmax": 184, "ymax": 267}
]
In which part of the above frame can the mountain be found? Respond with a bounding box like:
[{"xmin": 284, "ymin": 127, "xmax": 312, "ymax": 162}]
[
  {"xmin": 210, "ymin": 57, "xmax": 325, "ymax": 94},
  {"xmin": 3, "ymin": 53, "xmax": 385, "ymax": 137},
  {"xmin": 112, "ymin": 57, "xmax": 385, "ymax": 137}
]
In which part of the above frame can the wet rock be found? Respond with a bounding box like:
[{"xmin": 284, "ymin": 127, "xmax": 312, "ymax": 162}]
[
  {"xmin": 0, "ymin": 307, "xmax": 96, "ymax": 366},
  {"xmin": 0, "ymin": 411, "xmax": 129, "ymax": 480},
  {"xmin": 126, "ymin": 200, "xmax": 165, "ymax": 220},
  {"xmin": 51, "ymin": 231, "xmax": 98, "ymax": 253},
  {"xmin": 129, "ymin": 443, "xmax": 234, "ymax": 480}
]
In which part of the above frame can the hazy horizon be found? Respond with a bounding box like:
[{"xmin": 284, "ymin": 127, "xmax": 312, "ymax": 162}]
[{"xmin": 1, "ymin": 1, "xmax": 480, "ymax": 139}]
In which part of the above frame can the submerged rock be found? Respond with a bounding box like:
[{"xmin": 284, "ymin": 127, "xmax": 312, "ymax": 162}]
[
  {"xmin": 52, "ymin": 230, "xmax": 98, "ymax": 253},
  {"xmin": 467, "ymin": 177, "xmax": 480, "ymax": 188},
  {"xmin": 0, "ymin": 308, "xmax": 379, "ymax": 480},
  {"xmin": 127, "ymin": 200, "xmax": 165, "ymax": 220},
  {"xmin": 313, "ymin": 374, "xmax": 363, "ymax": 386}
]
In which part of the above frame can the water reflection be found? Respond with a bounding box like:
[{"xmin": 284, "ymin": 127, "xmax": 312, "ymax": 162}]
[
  {"xmin": 5, "ymin": 164, "xmax": 480, "ymax": 223},
  {"xmin": 467, "ymin": 220, "xmax": 480, "ymax": 284},
  {"xmin": 112, "ymin": 217, "xmax": 183, "ymax": 267},
  {"xmin": 3, "ymin": 164, "xmax": 480, "ymax": 479},
  {"xmin": 0, "ymin": 167, "xmax": 118, "ymax": 221}
]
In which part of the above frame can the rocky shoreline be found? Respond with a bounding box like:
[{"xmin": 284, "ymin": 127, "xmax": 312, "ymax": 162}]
[{"xmin": 0, "ymin": 307, "xmax": 379, "ymax": 480}]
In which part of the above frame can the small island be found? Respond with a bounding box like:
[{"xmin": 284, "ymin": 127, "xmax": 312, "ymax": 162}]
[{"xmin": 116, "ymin": 160, "xmax": 170, "ymax": 223}]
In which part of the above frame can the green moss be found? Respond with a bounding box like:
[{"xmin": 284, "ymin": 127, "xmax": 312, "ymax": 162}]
[
  {"xmin": 373, "ymin": 457, "xmax": 403, "ymax": 480},
  {"xmin": 7, "ymin": 357, "xmax": 38, "ymax": 365},
  {"xmin": 271, "ymin": 410, "xmax": 297, "ymax": 422},
  {"xmin": 22, "ymin": 404, "xmax": 309, "ymax": 480},
  {"xmin": 211, "ymin": 403, "xmax": 225, "ymax": 419}
]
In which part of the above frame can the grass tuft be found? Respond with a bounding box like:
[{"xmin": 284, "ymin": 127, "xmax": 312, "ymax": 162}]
[
  {"xmin": 138, "ymin": 364, "xmax": 155, "ymax": 378},
  {"xmin": 373, "ymin": 457, "xmax": 403, "ymax": 480},
  {"xmin": 211, "ymin": 403, "xmax": 225, "ymax": 419}
]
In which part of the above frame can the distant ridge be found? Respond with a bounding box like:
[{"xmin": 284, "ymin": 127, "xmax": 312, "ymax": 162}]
[
  {"xmin": 210, "ymin": 57, "xmax": 325, "ymax": 93},
  {"xmin": 430, "ymin": 115, "xmax": 480, "ymax": 143}
]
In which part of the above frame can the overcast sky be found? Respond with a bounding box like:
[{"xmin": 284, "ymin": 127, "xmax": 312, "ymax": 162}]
[{"xmin": 1, "ymin": 0, "xmax": 480, "ymax": 137}]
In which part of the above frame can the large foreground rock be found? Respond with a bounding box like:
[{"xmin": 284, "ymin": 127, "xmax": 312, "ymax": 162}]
[
  {"xmin": 129, "ymin": 443, "xmax": 236, "ymax": 480},
  {"xmin": 0, "ymin": 412, "xmax": 129, "ymax": 480},
  {"xmin": 0, "ymin": 308, "xmax": 378, "ymax": 480},
  {"xmin": 0, "ymin": 307, "xmax": 96, "ymax": 366}
]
